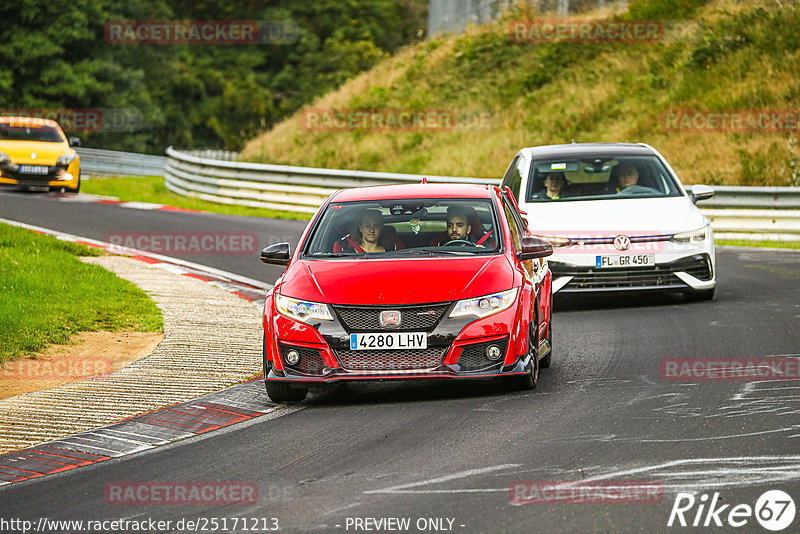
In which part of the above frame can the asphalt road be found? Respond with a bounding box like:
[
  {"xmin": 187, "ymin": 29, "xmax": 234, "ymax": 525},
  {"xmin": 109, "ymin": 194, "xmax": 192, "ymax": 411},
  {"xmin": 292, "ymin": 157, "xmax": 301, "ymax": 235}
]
[
  {"xmin": 1, "ymin": 190, "xmax": 800, "ymax": 533},
  {"xmin": 0, "ymin": 190, "xmax": 308, "ymax": 285}
]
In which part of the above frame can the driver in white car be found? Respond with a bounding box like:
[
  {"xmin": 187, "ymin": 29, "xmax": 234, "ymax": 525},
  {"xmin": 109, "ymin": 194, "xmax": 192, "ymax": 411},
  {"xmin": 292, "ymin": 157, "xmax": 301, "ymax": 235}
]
[{"xmin": 613, "ymin": 163, "xmax": 640, "ymax": 192}]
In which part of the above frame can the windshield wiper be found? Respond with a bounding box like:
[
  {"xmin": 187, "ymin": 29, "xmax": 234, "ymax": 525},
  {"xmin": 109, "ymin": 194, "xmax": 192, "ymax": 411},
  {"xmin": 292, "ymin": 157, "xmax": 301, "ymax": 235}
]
[
  {"xmin": 308, "ymin": 252, "xmax": 366, "ymax": 258},
  {"xmin": 392, "ymin": 249, "xmax": 472, "ymax": 256}
]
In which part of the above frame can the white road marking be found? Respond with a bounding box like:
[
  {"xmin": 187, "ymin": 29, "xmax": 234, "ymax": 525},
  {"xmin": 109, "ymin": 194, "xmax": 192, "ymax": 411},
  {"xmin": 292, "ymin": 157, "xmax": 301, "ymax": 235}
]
[
  {"xmin": 323, "ymin": 502, "xmax": 362, "ymax": 515},
  {"xmin": 364, "ymin": 464, "xmax": 519, "ymax": 495},
  {"xmin": 360, "ymin": 457, "xmax": 800, "ymax": 496},
  {"xmin": 634, "ymin": 426, "xmax": 800, "ymax": 442}
]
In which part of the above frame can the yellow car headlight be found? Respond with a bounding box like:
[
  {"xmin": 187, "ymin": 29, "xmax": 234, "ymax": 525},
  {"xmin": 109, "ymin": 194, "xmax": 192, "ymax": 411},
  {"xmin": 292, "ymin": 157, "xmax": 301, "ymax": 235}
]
[{"xmin": 56, "ymin": 153, "xmax": 77, "ymax": 167}]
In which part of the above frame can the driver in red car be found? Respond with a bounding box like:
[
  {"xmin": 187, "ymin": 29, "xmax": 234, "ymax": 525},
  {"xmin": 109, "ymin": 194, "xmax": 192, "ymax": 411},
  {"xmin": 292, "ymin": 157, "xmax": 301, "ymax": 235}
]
[
  {"xmin": 446, "ymin": 205, "xmax": 472, "ymax": 242},
  {"xmin": 431, "ymin": 205, "xmax": 494, "ymax": 247}
]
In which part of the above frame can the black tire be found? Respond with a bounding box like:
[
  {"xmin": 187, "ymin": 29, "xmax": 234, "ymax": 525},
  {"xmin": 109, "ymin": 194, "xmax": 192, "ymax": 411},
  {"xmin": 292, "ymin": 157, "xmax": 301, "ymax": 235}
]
[
  {"xmin": 507, "ymin": 322, "xmax": 539, "ymax": 391},
  {"xmin": 685, "ymin": 287, "xmax": 715, "ymax": 302},
  {"xmin": 539, "ymin": 293, "xmax": 553, "ymax": 369},
  {"xmin": 265, "ymin": 380, "xmax": 307, "ymax": 402},
  {"xmin": 262, "ymin": 334, "xmax": 307, "ymax": 402}
]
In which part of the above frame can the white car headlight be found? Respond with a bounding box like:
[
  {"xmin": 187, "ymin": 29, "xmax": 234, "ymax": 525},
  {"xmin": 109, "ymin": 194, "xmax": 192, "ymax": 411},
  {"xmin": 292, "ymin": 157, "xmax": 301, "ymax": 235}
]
[
  {"xmin": 0, "ymin": 151, "xmax": 11, "ymax": 165},
  {"xmin": 449, "ymin": 288, "xmax": 518, "ymax": 319},
  {"xmin": 56, "ymin": 153, "xmax": 76, "ymax": 167},
  {"xmin": 531, "ymin": 235, "xmax": 572, "ymax": 248},
  {"xmin": 671, "ymin": 225, "xmax": 709, "ymax": 244},
  {"xmin": 276, "ymin": 295, "xmax": 333, "ymax": 323}
]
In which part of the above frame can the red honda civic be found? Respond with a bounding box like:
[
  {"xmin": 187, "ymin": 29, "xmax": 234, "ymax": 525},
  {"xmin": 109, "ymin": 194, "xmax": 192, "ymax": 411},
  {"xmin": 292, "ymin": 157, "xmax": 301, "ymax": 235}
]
[{"xmin": 259, "ymin": 183, "xmax": 554, "ymax": 402}]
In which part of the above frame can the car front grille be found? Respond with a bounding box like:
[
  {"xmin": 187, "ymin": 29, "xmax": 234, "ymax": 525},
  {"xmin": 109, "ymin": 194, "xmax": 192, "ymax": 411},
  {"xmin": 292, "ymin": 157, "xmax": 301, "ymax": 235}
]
[
  {"xmin": 334, "ymin": 347, "xmax": 447, "ymax": 371},
  {"xmin": 279, "ymin": 343, "xmax": 326, "ymax": 376},
  {"xmin": 553, "ymin": 254, "xmax": 713, "ymax": 290},
  {"xmin": 1, "ymin": 165, "xmax": 59, "ymax": 182},
  {"xmin": 457, "ymin": 338, "xmax": 508, "ymax": 372},
  {"xmin": 332, "ymin": 303, "xmax": 451, "ymax": 332}
]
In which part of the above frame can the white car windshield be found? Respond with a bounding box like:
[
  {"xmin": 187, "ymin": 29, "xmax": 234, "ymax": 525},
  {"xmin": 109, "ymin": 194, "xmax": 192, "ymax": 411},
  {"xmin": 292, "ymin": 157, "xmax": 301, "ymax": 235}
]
[
  {"xmin": 527, "ymin": 156, "xmax": 684, "ymax": 202},
  {"xmin": 304, "ymin": 198, "xmax": 501, "ymax": 257}
]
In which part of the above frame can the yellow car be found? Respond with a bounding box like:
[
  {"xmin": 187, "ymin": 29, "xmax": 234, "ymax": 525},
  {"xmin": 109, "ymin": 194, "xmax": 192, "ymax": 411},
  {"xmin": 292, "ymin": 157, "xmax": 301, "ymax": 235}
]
[{"xmin": 0, "ymin": 116, "xmax": 81, "ymax": 193}]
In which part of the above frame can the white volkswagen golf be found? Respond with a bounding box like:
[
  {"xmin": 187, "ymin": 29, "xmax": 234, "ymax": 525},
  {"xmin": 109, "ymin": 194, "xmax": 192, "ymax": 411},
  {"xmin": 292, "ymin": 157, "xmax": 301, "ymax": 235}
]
[{"xmin": 501, "ymin": 143, "xmax": 716, "ymax": 300}]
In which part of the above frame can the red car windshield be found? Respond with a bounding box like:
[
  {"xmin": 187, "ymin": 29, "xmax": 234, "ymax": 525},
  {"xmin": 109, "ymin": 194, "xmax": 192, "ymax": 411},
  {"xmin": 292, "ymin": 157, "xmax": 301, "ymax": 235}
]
[{"xmin": 304, "ymin": 198, "xmax": 501, "ymax": 257}]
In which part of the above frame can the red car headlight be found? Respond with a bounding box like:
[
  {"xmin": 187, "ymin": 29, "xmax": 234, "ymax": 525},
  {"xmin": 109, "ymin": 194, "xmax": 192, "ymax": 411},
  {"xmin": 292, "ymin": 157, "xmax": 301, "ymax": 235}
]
[
  {"xmin": 448, "ymin": 288, "xmax": 518, "ymax": 319},
  {"xmin": 276, "ymin": 295, "xmax": 333, "ymax": 324}
]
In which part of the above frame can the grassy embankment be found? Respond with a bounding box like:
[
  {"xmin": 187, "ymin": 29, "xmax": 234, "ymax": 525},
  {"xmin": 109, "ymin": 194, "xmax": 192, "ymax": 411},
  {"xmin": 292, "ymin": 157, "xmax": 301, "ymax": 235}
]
[
  {"xmin": 715, "ymin": 238, "xmax": 800, "ymax": 249},
  {"xmin": 0, "ymin": 224, "xmax": 163, "ymax": 364},
  {"xmin": 240, "ymin": 0, "xmax": 800, "ymax": 187}
]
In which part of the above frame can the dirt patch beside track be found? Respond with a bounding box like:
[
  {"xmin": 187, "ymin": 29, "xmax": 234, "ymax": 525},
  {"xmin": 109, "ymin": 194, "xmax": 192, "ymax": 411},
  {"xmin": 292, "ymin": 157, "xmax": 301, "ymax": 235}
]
[{"xmin": 0, "ymin": 331, "xmax": 164, "ymax": 400}]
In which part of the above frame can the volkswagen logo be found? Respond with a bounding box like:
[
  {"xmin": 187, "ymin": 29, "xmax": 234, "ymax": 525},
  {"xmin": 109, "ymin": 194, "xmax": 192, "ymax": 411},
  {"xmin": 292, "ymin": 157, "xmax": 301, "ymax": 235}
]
[
  {"xmin": 613, "ymin": 235, "xmax": 631, "ymax": 251},
  {"xmin": 30, "ymin": 152, "xmax": 37, "ymax": 160},
  {"xmin": 379, "ymin": 310, "xmax": 401, "ymax": 327}
]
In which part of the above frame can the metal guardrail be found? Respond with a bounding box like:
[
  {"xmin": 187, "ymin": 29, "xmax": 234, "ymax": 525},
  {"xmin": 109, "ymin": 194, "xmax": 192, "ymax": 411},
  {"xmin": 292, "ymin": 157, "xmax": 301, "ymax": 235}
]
[
  {"xmin": 77, "ymin": 147, "xmax": 166, "ymax": 176},
  {"xmin": 163, "ymin": 147, "xmax": 800, "ymax": 240},
  {"xmin": 684, "ymin": 186, "xmax": 800, "ymax": 240},
  {"xmin": 684, "ymin": 185, "xmax": 800, "ymax": 210},
  {"xmin": 164, "ymin": 146, "xmax": 494, "ymax": 214}
]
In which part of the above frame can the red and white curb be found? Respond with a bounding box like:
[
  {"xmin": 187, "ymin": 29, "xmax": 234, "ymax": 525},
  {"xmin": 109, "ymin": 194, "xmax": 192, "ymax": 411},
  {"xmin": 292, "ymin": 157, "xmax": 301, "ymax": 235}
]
[
  {"xmin": 0, "ymin": 381, "xmax": 297, "ymax": 486},
  {"xmin": 0, "ymin": 218, "xmax": 270, "ymax": 304},
  {"xmin": 46, "ymin": 192, "xmax": 205, "ymax": 213},
  {"xmin": 0, "ymin": 219, "xmax": 289, "ymax": 486}
]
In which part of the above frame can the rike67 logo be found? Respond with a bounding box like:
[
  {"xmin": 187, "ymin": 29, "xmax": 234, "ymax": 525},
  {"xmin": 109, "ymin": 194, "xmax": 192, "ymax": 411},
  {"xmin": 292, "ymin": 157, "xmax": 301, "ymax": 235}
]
[{"xmin": 668, "ymin": 490, "xmax": 795, "ymax": 531}]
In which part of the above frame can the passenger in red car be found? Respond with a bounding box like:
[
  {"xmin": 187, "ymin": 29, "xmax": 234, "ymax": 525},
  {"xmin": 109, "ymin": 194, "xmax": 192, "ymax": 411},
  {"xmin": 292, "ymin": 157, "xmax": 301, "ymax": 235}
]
[{"xmin": 338, "ymin": 209, "xmax": 398, "ymax": 253}]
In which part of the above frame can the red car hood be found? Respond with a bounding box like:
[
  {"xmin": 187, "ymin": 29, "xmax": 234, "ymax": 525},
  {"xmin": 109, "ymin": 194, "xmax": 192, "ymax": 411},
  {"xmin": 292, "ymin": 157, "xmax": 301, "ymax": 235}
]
[{"xmin": 279, "ymin": 256, "xmax": 515, "ymax": 305}]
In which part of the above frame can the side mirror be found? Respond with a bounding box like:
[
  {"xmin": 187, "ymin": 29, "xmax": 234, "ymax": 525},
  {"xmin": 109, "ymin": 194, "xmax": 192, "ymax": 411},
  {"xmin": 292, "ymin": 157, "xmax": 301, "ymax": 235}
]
[
  {"xmin": 518, "ymin": 236, "xmax": 553, "ymax": 262},
  {"xmin": 690, "ymin": 184, "xmax": 714, "ymax": 204},
  {"xmin": 260, "ymin": 242, "xmax": 291, "ymax": 265},
  {"xmin": 69, "ymin": 137, "xmax": 81, "ymax": 147}
]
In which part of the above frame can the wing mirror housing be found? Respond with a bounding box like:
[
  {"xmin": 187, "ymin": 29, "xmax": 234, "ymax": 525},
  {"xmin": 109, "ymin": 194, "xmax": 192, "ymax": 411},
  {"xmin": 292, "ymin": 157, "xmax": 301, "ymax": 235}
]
[
  {"xmin": 690, "ymin": 184, "xmax": 714, "ymax": 204},
  {"xmin": 260, "ymin": 242, "xmax": 291, "ymax": 265},
  {"xmin": 518, "ymin": 236, "xmax": 553, "ymax": 261}
]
